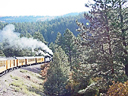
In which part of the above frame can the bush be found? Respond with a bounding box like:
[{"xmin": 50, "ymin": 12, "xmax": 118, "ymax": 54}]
[{"xmin": 107, "ymin": 80, "xmax": 128, "ymax": 96}]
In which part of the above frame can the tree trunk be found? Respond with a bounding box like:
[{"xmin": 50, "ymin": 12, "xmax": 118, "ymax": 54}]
[{"xmin": 125, "ymin": 64, "xmax": 128, "ymax": 76}]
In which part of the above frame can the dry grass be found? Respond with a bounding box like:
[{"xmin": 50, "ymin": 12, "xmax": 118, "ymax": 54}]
[{"xmin": 0, "ymin": 64, "xmax": 45, "ymax": 96}]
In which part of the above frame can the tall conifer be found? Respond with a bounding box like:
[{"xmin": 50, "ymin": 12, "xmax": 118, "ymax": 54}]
[{"xmin": 44, "ymin": 47, "xmax": 70, "ymax": 96}]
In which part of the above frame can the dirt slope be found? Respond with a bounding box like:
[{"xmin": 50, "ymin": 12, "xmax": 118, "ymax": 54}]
[{"xmin": 0, "ymin": 64, "xmax": 46, "ymax": 96}]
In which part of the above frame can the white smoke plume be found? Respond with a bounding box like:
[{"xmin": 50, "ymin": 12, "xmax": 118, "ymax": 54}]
[
  {"xmin": 36, "ymin": 50, "xmax": 49, "ymax": 56},
  {"xmin": 0, "ymin": 24, "xmax": 53, "ymax": 55}
]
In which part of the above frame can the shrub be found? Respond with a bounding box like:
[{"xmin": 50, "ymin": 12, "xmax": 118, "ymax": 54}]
[{"xmin": 107, "ymin": 81, "xmax": 128, "ymax": 96}]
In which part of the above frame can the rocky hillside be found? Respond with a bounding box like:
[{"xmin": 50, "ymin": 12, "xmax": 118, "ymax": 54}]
[{"xmin": 0, "ymin": 64, "xmax": 46, "ymax": 96}]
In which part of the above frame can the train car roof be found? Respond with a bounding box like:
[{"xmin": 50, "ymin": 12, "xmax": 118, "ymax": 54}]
[
  {"xmin": 15, "ymin": 57, "xmax": 26, "ymax": 59},
  {"xmin": 6, "ymin": 57, "xmax": 16, "ymax": 60},
  {"xmin": 0, "ymin": 58, "xmax": 7, "ymax": 60},
  {"xmin": 24, "ymin": 57, "xmax": 36, "ymax": 59},
  {"xmin": 15, "ymin": 56, "xmax": 44, "ymax": 59},
  {"xmin": 35, "ymin": 56, "xmax": 44, "ymax": 58}
]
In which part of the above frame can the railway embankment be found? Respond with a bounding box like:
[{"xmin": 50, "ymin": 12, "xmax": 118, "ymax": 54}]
[{"xmin": 0, "ymin": 64, "xmax": 46, "ymax": 96}]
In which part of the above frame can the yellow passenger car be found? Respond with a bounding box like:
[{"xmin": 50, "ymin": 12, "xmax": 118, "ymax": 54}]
[
  {"xmin": 24, "ymin": 57, "xmax": 36, "ymax": 65},
  {"xmin": 15, "ymin": 57, "xmax": 26, "ymax": 67},
  {"xmin": 6, "ymin": 57, "xmax": 16, "ymax": 70},
  {"xmin": 0, "ymin": 58, "xmax": 7, "ymax": 74},
  {"xmin": 35, "ymin": 56, "xmax": 45, "ymax": 64}
]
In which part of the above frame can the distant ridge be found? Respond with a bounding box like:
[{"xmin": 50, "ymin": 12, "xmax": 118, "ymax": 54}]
[
  {"xmin": 62, "ymin": 12, "xmax": 84, "ymax": 17},
  {"xmin": 0, "ymin": 12, "xmax": 84, "ymax": 23},
  {"xmin": 0, "ymin": 16, "xmax": 56, "ymax": 23}
]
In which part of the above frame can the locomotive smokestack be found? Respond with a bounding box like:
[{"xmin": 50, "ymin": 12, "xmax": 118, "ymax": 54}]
[{"xmin": 0, "ymin": 24, "xmax": 53, "ymax": 55}]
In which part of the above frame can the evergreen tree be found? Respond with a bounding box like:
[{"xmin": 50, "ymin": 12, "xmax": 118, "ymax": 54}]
[
  {"xmin": 62, "ymin": 29, "xmax": 76, "ymax": 70},
  {"xmin": 44, "ymin": 47, "xmax": 70, "ymax": 96},
  {"xmin": 26, "ymin": 32, "xmax": 32, "ymax": 38},
  {"xmin": 49, "ymin": 42, "xmax": 57, "ymax": 53},
  {"xmin": 109, "ymin": 0, "xmax": 128, "ymax": 76},
  {"xmin": 33, "ymin": 31, "xmax": 47, "ymax": 44},
  {"xmin": 55, "ymin": 32, "xmax": 63, "ymax": 46},
  {"xmin": 74, "ymin": 0, "xmax": 128, "ymax": 95}
]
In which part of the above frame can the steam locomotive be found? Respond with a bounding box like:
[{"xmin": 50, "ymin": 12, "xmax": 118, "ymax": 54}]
[{"xmin": 0, "ymin": 54, "xmax": 52, "ymax": 77}]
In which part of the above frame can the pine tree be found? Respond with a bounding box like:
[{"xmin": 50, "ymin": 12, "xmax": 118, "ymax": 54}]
[
  {"xmin": 43, "ymin": 47, "xmax": 70, "ymax": 96},
  {"xmin": 74, "ymin": 0, "xmax": 128, "ymax": 95},
  {"xmin": 33, "ymin": 31, "xmax": 47, "ymax": 44},
  {"xmin": 62, "ymin": 29, "xmax": 76, "ymax": 70},
  {"xmin": 109, "ymin": 0, "xmax": 128, "ymax": 76},
  {"xmin": 55, "ymin": 32, "xmax": 63, "ymax": 46}
]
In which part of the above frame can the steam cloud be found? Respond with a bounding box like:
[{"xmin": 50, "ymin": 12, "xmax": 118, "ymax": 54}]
[{"xmin": 0, "ymin": 24, "xmax": 53, "ymax": 55}]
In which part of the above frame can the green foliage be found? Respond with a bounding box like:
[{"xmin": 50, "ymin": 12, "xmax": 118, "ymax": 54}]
[
  {"xmin": 55, "ymin": 32, "xmax": 63, "ymax": 46},
  {"xmin": 55, "ymin": 29, "xmax": 77, "ymax": 70},
  {"xmin": 0, "ymin": 22, "xmax": 7, "ymax": 29},
  {"xmin": 49, "ymin": 42, "xmax": 58, "ymax": 53},
  {"xmin": 62, "ymin": 29, "xmax": 76, "ymax": 54},
  {"xmin": 33, "ymin": 31, "xmax": 47, "ymax": 44},
  {"xmin": 0, "ymin": 14, "xmax": 87, "ymax": 57},
  {"xmin": 74, "ymin": 0, "xmax": 128, "ymax": 95},
  {"xmin": 26, "ymin": 32, "xmax": 32, "ymax": 38},
  {"xmin": 9, "ymin": 13, "xmax": 86, "ymax": 43},
  {"xmin": 0, "ymin": 50, "xmax": 5, "ymax": 57},
  {"xmin": 0, "ymin": 15, "xmax": 85, "ymax": 43},
  {"xmin": 44, "ymin": 47, "xmax": 70, "ymax": 96}
]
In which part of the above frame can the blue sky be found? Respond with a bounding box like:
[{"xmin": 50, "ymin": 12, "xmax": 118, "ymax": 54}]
[{"xmin": 0, "ymin": 0, "xmax": 90, "ymax": 16}]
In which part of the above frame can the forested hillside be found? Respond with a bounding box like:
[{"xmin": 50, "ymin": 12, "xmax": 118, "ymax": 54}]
[
  {"xmin": 0, "ymin": 13, "xmax": 88, "ymax": 43},
  {"xmin": 0, "ymin": 12, "xmax": 81, "ymax": 23},
  {"xmin": 0, "ymin": 13, "xmax": 87, "ymax": 57},
  {"xmin": 0, "ymin": 16, "xmax": 56, "ymax": 23}
]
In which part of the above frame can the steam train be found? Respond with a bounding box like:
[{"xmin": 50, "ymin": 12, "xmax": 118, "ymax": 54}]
[{"xmin": 0, "ymin": 55, "xmax": 52, "ymax": 77}]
